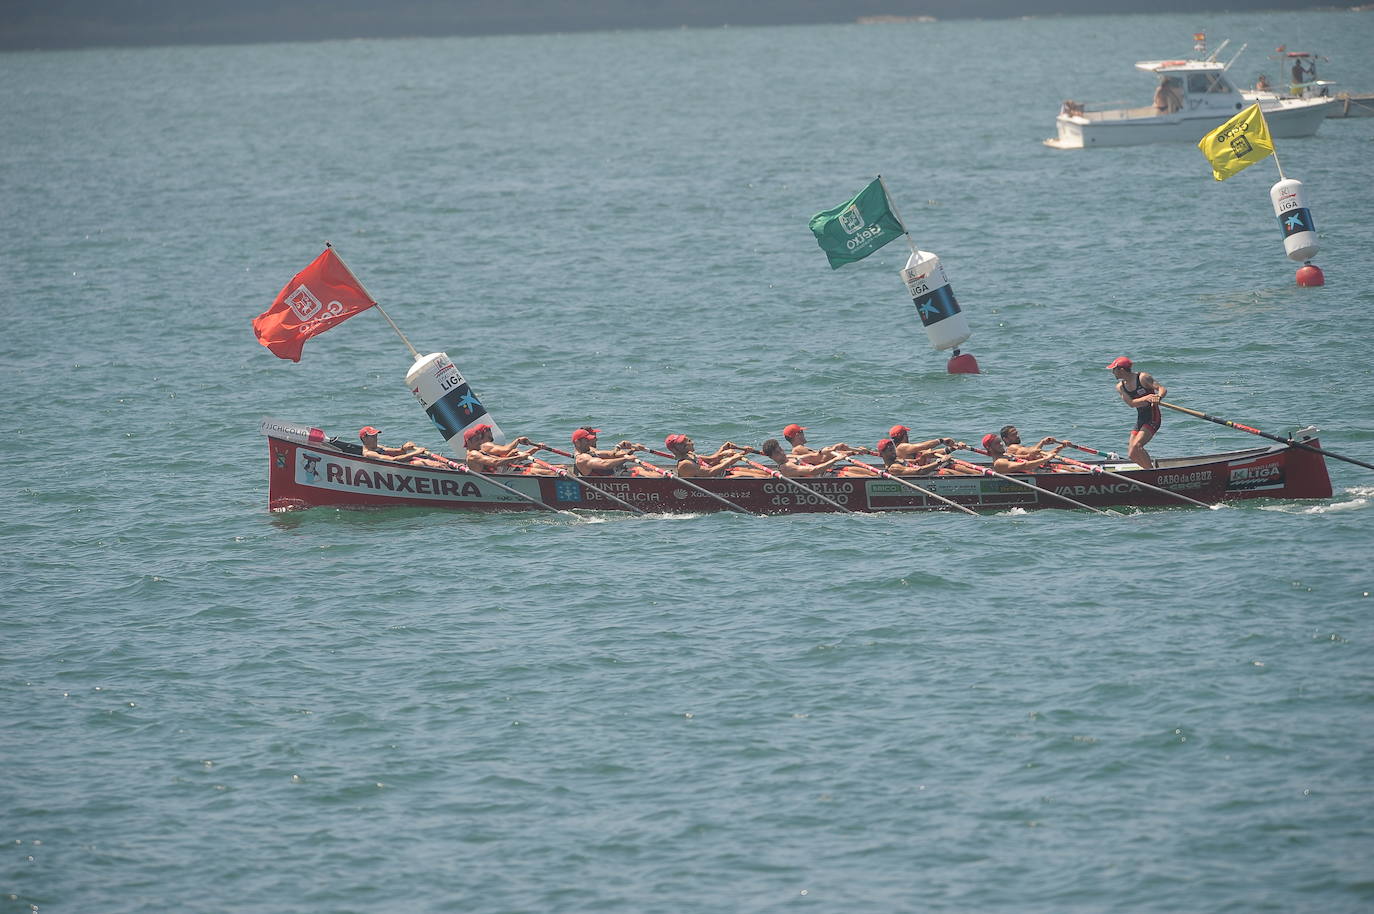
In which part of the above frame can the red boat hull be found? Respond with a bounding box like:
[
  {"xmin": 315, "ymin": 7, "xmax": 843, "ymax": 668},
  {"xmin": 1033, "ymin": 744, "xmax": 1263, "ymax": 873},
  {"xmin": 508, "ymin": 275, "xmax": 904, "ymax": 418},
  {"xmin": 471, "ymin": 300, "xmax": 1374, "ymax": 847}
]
[{"xmin": 264, "ymin": 426, "xmax": 1332, "ymax": 515}]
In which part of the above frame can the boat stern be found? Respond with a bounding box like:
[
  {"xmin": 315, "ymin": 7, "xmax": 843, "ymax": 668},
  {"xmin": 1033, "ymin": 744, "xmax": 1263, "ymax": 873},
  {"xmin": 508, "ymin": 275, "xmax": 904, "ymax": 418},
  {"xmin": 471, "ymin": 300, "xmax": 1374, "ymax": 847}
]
[{"xmin": 1044, "ymin": 113, "xmax": 1087, "ymax": 149}]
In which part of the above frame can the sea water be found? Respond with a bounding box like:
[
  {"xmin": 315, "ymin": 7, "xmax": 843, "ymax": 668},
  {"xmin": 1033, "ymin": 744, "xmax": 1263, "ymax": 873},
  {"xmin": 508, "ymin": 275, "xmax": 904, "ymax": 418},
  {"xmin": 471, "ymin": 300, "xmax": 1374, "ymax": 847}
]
[{"xmin": 2, "ymin": 11, "xmax": 1373, "ymax": 912}]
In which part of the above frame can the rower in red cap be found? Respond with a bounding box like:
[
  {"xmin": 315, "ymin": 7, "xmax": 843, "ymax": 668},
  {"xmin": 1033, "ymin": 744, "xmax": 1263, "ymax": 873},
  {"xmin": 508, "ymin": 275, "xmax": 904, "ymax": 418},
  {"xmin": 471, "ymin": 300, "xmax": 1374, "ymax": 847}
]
[
  {"xmin": 358, "ymin": 426, "xmax": 448, "ymax": 468},
  {"xmin": 571, "ymin": 427, "xmax": 643, "ymax": 477},
  {"xmin": 662, "ymin": 434, "xmax": 751, "ymax": 478},
  {"xmin": 1107, "ymin": 357, "xmax": 1166, "ymax": 468},
  {"xmin": 463, "ymin": 424, "xmax": 546, "ymax": 474},
  {"xmin": 887, "ymin": 424, "xmax": 962, "ymax": 462},
  {"xmin": 782, "ymin": 423, "xmax": 863, "ymax": 466}
]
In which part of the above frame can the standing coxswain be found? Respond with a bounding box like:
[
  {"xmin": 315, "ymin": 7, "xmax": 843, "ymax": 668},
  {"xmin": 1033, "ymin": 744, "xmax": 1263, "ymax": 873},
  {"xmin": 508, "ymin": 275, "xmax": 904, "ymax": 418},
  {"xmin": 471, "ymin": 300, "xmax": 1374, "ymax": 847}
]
[{"xmin": 1107, "ymin": 356, "xmax": 1166, "ymax": 469}]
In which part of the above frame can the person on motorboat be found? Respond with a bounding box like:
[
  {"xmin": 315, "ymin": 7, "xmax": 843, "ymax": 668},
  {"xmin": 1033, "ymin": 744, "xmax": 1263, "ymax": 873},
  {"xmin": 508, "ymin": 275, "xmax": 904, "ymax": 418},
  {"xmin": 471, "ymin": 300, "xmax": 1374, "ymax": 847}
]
[
  {"xmin": 981, "ymin": 433, "xmax": 1069, "ymax": 474},
  {"xmin": 572, "ymin": 427, "xmax": 642, "ymax": 477},
  {"xmin": 1153, "ymin": 76, "xmax": 1183, "ymax": 113},
  {"xmin": 358, "ymin": 426, "xmax": 449, "ymax": 468},
  {"xmin": 1255, "ymin": 73, "xmax": 1271, "ymax": 91},
  {"xmin": 663, "ymin": 434, "xmax": 750, "ymax": 478},
  {"xmin": 782, "ymin": 423, "xmax": 863, "ymax": 465},
  {"xmin": 1107, "ymin": 356, "xmax": 1166, "ymax": 469}
]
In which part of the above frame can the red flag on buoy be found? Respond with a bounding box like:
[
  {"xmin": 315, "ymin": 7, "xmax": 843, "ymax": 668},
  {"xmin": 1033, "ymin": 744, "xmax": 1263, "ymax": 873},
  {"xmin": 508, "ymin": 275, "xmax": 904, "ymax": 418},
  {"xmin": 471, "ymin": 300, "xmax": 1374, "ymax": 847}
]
[{"xmin": 252, "ymin": 248, "xmax": 377, "ymax": 362}]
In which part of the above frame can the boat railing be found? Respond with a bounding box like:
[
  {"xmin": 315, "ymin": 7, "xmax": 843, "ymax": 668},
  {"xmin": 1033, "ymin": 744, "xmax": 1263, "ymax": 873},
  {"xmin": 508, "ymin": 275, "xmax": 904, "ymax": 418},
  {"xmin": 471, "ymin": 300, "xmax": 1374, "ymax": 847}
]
[{"xmin": 1076, "ymin": 104, "xmax": 1159, "ymax": 121}]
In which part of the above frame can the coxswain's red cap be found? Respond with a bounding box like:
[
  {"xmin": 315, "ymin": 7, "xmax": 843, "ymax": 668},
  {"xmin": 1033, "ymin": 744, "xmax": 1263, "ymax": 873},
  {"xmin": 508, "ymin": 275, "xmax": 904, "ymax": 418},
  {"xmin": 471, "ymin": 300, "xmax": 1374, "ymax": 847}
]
[
  {"xmin": 981, "ymin": 433, "xmax": 1000, "ymax": 449},
  {"xmin": 572, "ymin": 428, "xmax": 600, "ymax": 443},
  {"xmin": 876, "ymin": 438, "xmax": 894, "ymax": 453},
  {"xmin": 358, "ymin": 426, "xmax": 381, "ymax": 439},
  {"xmin": 782, "ymin": 424, "xmax": 806, "ymax": 439},
  {"xmin": 665, "ymin": 434, "xmax": 688, "ymax": 449},
  {"xmin": 1106, "ymin": 356, "xmax": 1132, "ymax": 370},
  {"xmin": 889, "ymin": 425, "xmax": 910, "ymax": 439},
  {"xmin": 463, "ymin": 427, "xmax": 483, "ymax": 446}
]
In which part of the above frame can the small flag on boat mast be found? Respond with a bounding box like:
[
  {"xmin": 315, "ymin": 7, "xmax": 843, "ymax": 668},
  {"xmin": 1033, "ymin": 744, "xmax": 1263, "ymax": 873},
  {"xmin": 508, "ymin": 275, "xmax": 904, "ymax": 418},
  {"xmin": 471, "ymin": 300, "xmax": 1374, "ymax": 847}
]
[{"xmin": 809, "ymin": 177, "xmax": 905, "ymax": 269}]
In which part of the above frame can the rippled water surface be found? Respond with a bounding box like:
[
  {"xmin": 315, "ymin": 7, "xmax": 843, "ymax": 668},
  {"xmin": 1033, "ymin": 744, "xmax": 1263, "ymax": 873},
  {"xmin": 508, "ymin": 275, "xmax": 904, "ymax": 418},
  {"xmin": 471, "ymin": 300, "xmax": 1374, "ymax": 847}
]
[{"xmin": 3, "ymin": 10, "xmax": 1373, "ymax": 913}]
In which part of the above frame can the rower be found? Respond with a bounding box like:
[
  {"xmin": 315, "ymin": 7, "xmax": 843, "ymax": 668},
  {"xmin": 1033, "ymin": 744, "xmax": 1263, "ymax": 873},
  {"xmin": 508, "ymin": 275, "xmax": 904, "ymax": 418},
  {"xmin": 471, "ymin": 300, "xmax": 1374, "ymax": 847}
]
[
  {"xmin": 663, "ymin": 434, "xmax": 749, "ymax": 478},
  {"xmin": 572, "ymin": 427, "xmax": 641, "ymax": 477},
  {"xmin": 783, "ymin": 423, "xmax": 863, "ymax": 465},
  {"xmin": 760, "ymin": 438, "xmax": 846, "ymax": 478},
  {"xmin": 999, "ymin": 425, "xmax": 1059, "ymax": 460},
  {"xmin": 888, "ymin": 424, "xmax": 960, "ymax": 461},
  {"xmin": 464, "ymin": 425, "xmax": 544, "ymax": 475},
  {"xmin": 874, "ymin": 438, "xmax": 957, "ymax": 477},
  {"xmin": 982, "ymin": 433, "xmax": 1068, "ymax": 474},
  {"xmin": 358, "ymin": 426, "xmax": 448, "ymax": 469}
]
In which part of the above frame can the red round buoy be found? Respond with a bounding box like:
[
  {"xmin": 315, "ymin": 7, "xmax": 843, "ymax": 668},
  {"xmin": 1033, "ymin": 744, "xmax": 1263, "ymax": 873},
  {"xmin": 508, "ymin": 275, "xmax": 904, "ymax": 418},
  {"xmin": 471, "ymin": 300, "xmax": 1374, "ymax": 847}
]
[
  {"xmin": 1296, "ymin": 262, "xmax": 1324, "ymax": 287},
  {"xmin": 947, "ymin": 350, "xmax": 980, "ymax": 374}
]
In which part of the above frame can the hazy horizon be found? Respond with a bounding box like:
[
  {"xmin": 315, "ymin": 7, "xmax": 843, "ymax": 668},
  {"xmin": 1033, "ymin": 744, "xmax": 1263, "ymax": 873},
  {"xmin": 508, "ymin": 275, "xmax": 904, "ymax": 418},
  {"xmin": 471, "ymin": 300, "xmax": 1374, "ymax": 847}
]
[{"xmin": 0, "ymin": 0, "xmax": 1353, "ymax": 51}]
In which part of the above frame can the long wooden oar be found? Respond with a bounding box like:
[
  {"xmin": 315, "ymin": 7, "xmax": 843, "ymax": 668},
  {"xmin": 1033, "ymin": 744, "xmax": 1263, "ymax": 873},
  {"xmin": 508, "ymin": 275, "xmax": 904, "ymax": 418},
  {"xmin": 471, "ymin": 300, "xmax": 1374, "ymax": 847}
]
[
  {"xmin": 840, "ymin": 456, "xmax": 979, "ymax": 516},
  {"xmin": 429, "ymin": 455, "xmax": 572, "ymax": 516},
  {"xmin": 1049, "ymin": 452, "xmax": 1218, "ymax": 510},
  {"xmin": 625, "ymin": 454, "xmax": 759, "ymax": 516},
  {"xmin": 948, "ymin": 456, "xmax": 1120, "ymax": 516},
  {"xmin": 526, "ymin": 450, "xmax": 648, "ymax": 515},
  {"xmin": 1160, "ymin": 401, "xmax": 1374, "ymax": 473},
  {"xmin": 1051, "ymin": 439, "xmax": 1124, "ymax": 460}
]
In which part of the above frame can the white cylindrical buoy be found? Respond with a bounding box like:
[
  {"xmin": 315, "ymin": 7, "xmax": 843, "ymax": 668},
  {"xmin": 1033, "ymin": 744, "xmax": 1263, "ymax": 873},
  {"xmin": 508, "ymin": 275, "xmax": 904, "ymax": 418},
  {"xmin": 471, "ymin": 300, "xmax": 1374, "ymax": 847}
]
[
  {"xmin": 404, "ymin": 352, "xmax": 505, "ymax": 456},
  {"xmin": 1270, "ymin": 178, "xmax": 1319, "ymax": 262},
  {"xmin": 900, "ymin": 250, "xmax": 971, "ymax": 351}
]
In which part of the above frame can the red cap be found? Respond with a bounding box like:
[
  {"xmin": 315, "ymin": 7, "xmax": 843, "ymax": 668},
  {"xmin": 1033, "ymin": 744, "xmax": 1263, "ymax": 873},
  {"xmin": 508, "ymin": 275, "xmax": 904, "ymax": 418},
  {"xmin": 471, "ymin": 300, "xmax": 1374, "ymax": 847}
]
[
  {"xmin": 358, "ymin": 426, "xmax": 381, "ymax": 439},
  {"xmin": 664, "ymin": 433, "xmax": 688, "ymax": 449},
  {"xmin": 1106, "ymin": 356, "xmax": 1132, "ymax": 370},
  {"xmin": 462, "ymin": 427, "xmax": 484, "ymax": 446},
  {"xmin": 981, "ymin": 433, "xmax": 1000, "ymax": 450},
  {"xmin": 572, "ymin": 428, "xmax": 600, "ymax": 443},
  {"xmin": 889, "ymin": 425, "xmax": 910, "ymax": 439},
  {"xmin": 782, "ymin": 424, "xmax": 807, "ymax": 439},
  {"xmin": 876, "ymin": 438, "xmax": 894, "ymax": 453}
]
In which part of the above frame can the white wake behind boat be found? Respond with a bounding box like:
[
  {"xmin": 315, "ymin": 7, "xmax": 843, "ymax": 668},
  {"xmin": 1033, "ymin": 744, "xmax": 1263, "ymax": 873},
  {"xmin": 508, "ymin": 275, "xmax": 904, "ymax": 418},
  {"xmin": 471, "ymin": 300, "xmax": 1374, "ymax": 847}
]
[{"xmin": 1047, "ymin": 58, "xmax": 1336, "ymax": 149}]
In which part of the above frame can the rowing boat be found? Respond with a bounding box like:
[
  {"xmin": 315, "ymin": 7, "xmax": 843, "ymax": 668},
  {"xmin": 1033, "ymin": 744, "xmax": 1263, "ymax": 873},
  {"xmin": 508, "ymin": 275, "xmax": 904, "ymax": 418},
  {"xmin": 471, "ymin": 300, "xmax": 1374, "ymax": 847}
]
[{"xmin": 262, "ymin": 420, "xmax": 1332, "ymax": 515}]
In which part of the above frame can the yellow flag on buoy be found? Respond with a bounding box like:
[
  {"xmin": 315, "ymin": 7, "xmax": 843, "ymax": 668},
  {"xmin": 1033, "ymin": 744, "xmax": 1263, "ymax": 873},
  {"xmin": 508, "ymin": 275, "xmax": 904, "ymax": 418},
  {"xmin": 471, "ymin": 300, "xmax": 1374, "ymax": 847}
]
[{"xmin": 1198, "ymin": 104, "xmax": 1275, "ymax": 181}]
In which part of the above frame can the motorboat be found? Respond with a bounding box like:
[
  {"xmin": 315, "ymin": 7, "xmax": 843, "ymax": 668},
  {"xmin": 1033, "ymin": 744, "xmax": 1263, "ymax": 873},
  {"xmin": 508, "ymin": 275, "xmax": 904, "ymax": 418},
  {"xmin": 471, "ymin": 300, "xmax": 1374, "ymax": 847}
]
[
  {"xmin": 1244, "ymin": 50, "xmax": 1374, "ymax": 118},
  {"xmin": 1047, "ymin": 56, "xmax": 1337, "ymax": 149}
]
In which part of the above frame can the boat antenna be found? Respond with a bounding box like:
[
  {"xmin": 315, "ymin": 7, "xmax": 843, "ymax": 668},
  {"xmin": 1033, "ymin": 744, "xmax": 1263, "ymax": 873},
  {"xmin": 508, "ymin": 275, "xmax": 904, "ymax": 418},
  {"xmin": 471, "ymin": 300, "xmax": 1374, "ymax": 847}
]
[
  {"xmin": 1207, "ymin": 38, "xmax": 1229, "ymax": 62},
  {"xmin": 324, "ymin": 241, "xmax": 421, "ymax": 362},
  {"xmin": 1224, "ymin": 43, "xmax": 1248, "ymax": 71}
]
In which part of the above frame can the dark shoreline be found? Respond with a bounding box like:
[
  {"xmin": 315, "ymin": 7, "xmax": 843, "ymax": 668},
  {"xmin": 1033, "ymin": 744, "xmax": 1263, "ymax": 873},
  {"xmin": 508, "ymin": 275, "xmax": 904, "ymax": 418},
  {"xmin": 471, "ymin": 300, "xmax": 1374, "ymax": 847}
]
[{"xmin": 0, "ymin": 0, "xmax": 1352, "ymax": 53}]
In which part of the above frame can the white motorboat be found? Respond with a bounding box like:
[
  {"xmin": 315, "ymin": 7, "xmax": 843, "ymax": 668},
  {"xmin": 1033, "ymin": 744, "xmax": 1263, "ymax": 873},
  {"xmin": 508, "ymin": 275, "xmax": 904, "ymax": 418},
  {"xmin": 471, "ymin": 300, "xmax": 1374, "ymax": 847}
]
[
  {"xmin": 1047, "ymin": 57, "xmax": 1336, "ymax": 149},
  {"xmin": 1243, "ymin": 50, "xmax": 1374, "ymax": 118}
]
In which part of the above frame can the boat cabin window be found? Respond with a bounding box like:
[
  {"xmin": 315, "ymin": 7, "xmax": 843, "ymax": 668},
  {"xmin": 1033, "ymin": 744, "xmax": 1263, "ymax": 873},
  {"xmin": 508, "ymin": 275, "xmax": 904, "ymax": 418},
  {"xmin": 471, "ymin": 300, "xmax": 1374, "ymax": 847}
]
[{"xmin": 1187, "ymin": 72, "xmax": 1233, "ymax": 94}]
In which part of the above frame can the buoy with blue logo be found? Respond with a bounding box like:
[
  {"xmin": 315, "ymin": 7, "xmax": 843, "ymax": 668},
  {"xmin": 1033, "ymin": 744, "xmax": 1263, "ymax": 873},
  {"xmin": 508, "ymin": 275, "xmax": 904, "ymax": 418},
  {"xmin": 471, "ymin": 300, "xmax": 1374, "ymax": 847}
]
[
  {"xmin": 1270, "ymin": 178, "xmax": 1324, "ymax": 286},
  {"xmin": 900, "ymin": 249, "xmax": 979, "ymax": 374},
  {"xmin": 405, "ymin": 352, "xmax": 506, "ymax": 456}
]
